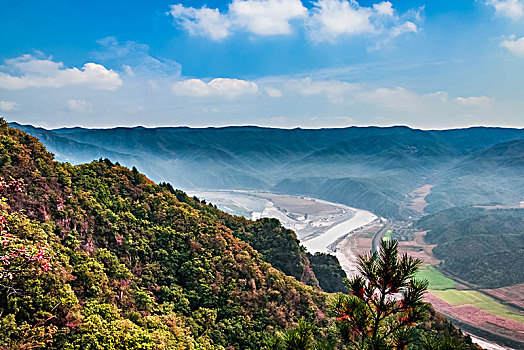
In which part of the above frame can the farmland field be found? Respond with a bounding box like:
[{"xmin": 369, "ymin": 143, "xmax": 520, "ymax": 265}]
[
  {"xmin": 416, "ymin": 265, "xmax": 455, "ymax": 290},
  {"xmin": 417, "ymin": 266, "xmax": 524, "ymax": 323},
  {"xmin": 431, "ymin": 290, "xmax": 524, "ymax": 323}
]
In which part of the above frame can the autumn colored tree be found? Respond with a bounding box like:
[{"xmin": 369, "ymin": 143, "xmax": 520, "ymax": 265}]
[{"xmin": 333, "ymin": 240, "xmax": 428, "ymax": 349}]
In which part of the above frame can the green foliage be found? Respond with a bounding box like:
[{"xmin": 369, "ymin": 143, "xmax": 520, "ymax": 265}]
[
  {"xmin": 263, "ymin": 319, "xmax": 335, "ymax": 350},
  {"xmin": 417, "ymin": 206, "xmax": 524, "ymax": 287},
  {"xmin": 189, "ymin": 204, "xmax": 320, "ymax": 288},
  {"xmin": 308, "ymin": 252, "xmax": 349, "ymax": 293},
  {"xmin": 0, "ymin": 120, "xmax": 327, "ymax": 349},
  {"xmin": 408, "ymin": 306, "xmax": 480, "ymax": 350},
  {"xmin": 333, "ymin": 240, "xmax": 429, "ymax": 349},
  {"xmin": 266, "ymin": 240, "xmax": 479, "ymax": 350}
]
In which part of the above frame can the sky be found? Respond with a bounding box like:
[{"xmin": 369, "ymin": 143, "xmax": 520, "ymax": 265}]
[{"xmin": 0, "ymin": 0, "xmax": 523, "ymax": 129}]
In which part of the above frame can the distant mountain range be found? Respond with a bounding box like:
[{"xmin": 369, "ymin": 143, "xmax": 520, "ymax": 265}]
[{"xmin": 11, "ymin": 122, "xmax": 524, "ymax": 219}]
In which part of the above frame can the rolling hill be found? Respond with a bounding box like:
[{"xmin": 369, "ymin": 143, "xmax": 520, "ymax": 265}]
[{"xmin": 10, "ymin": 122, "xmax": 524, "ymax": 219}]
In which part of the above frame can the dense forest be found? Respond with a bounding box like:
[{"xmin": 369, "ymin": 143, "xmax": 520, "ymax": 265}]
[
  {"xmin": 417, "ymin": 206, "xmax": 524, "ymax": 288},
  {"xmin": 0, "ymin": 120, "xmax": 479, "ymax": 349}
]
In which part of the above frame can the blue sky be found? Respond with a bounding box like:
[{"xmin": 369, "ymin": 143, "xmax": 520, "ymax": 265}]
[{"xmin": 0, "ymin": 0, "xmax": 523, "ymax": 129}]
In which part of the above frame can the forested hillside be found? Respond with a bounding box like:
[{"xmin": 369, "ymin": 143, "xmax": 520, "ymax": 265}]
[
  {"xmin": 417, "ymin": 207, "xmax": 524, "ymax": 288},
  {"xmin": 0, "ymin": 120, "xmax": 329, "ymax": 349},
  {"xmin": 0, "ymin": 121, "xmax": 482, "ymax": 349}
]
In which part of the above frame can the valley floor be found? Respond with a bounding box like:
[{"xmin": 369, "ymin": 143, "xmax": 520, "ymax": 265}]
[
  {"xmin": 187, "ymin": 190, "xmax": 523, "ymax": 349},
  {"xmin": 399, "ymin": 232, "xmax": 524, "ymax": 349}
]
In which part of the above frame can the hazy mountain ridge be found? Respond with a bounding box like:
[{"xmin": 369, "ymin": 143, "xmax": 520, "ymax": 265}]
[{"xmin": 10, "ymin": 122, "xmax": 524, "ymax": 219}]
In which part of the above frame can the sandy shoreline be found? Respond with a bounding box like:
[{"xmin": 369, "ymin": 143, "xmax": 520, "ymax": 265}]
[{"xmin": 302, "ymin": 208, "xmax": 376, "ymax": 253}]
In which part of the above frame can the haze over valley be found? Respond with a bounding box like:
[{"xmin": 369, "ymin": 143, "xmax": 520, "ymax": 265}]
[{"xmin": 13, "ymin": 123, "xmax": 524, "ymax": 220}]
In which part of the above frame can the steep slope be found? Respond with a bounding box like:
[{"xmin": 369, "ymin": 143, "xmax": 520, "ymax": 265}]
[
  {"xmin": 417, "ymin": 207, "xmax": 524, "ymax": 288},
  {"xmin": 0, "ymin": 120, "xmax": 329, "ymax": 349}
]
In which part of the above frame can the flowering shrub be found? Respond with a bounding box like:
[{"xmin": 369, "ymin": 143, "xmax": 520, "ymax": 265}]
[
  {"xmin": 0, "ymin": 216, "xmax": 53, "ymax": 281},
  {"xmin": 0, "ymin": 177, "xmax": 53, "ymax": 285},
  {"xmin": 0, "ymin": 177, "xmax": 24, "ymax": 193}
]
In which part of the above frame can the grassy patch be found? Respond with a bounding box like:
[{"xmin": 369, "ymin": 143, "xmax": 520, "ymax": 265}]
[
  {"xmin": 382, "ymin": 230, "xmax": 392, "ymax": 241},
  {"xmin": 431, "ymin": 290, "xmax": 524, "ymax": 323},
  {"xmin": 416, "ymin": 265, "xmax": 456, "ymax": 290},
  {"xmin": 419, "ymin": 266, "xmax": 524, "ymax": 323}
]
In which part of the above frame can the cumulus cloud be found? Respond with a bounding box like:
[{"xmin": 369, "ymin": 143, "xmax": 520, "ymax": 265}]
[
  {"xmin": 373, "ymin": 1, "xmax": 394, "ymax": 16},
  {"xmin": 486, "ymin": 0, "xmax": 524, "ymax": 20},
  {"xmin": 67, "ymin": 99, "xmax": 91, "ymax": 112},
  {"xmin": 307, "ymin": 0, "xmax": 375, "ymax": 41},
  {"xmin": 308, "ymin": 115, "xmax": 355, "ymax": 127},
  {"xmin": 169, "ymin": 0, "xmax": 420, "ymax": 42},
  {"xmin": 0, "ymin": 100, "xmax": 17, "ymax": 111},
  {"xmin": 0, "ymin": 54, "xmax": 122, "ymax": 90},
  {"xmin": 169, "ymin": 0, "xmax": 306, "ymax": 39},
  {"xmin": 169, "ymin": 5, "xmax": 232, "ymax": 40},
  {"xmin": 172, "ymin": 78, "xmax": 258, "ymax": 98},
  {"xmin": 501, "ymin": 35, "xmax": 524, "ymax": 56},
  {"xmin": 358, "ymin": 87, "xmax": 423, "ymax": 111},
  {"xmin": 230, "ymin": 0, "xmax": 307, "ymax": 35}
]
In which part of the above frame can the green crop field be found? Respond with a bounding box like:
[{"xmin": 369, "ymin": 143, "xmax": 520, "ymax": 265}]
[
  {"xmin": 417, "ymin": 266, "xmax": 524, "ymax": 323},
  {"xmin": 431, "ymin": 289, "xmax": 524, "ymax": 323},
  {"xmin": 416, "ymin": 265, "xmax": 456, "ymax": 290},
  {"xmin": 382, "ymin": 230, "xmax": 392, "ymax": 241}
]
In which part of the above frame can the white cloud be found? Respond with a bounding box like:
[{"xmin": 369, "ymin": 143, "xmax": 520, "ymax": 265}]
[
  {"xmin": 94, "ymin": 37, "xmax": 182, "ymax": 77},
  {"xmin": 454, "ymin": 96, "xmax": 493, "ymax": 108},
  {"xmin": 0, "ymin": 100, "xmax": 17, "ymax": 111},
  {"xmin": 67, "ymin": 99, "xmax": 91, "ymax": 112},
  {"xmin": 169, "ymin": 0, "xmax": 421, "ymax": 43},
  {"xmin": 230, "ymin": 0, "xmax": 307, "ymax": 35},
  {"xmin": 486, "ymin": 0, "xmax": 524, "ymax": 20},
  {"xmin": 0, "ymin": 54, "xmax": 122, "ymax": 91},
  {"xmin": 307, "ymin": 0, "xmax": 421, "ymax": 42},
  {"xmin": 265, "ymin": 87, "xmax": 283, "ymax": 97},
  {"xmin": 501, "ymin": 35, "xmax": 524, "ymax": 56},
  {"xmin": 169, "ymin": 0, "xmax": 306, "ymax": 39},
  {"xmin": 390, "ymin": 21, "xmax": 418, "ymax": 38},
  {"xmin": 172, "ymin": 78, "xmax": 258, "ymax": 98},
  {"xmin": 169, "ymin": 5, "xmax": 231, "ymax": 40},
  {"xmin": 427, "ymin": 91, "xmax": 449, "ymax": 102},
  {"xmin": 358, "ymin": 87, "xmax": 422, "ymax": 111},
  {"xmin": 308, "ymin": 115, "xmax": 355, "ymax": 127},
  {"xmin": 294, "ymin": 78, "xmax": 359, "ymax": 102},
  {"xmin": 373, "ymin": 1, "xmax": 394, "ymax": 16},
  {"xmin": 307, "ymin": 0, "xmax": 375, "ymax": 41}
]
